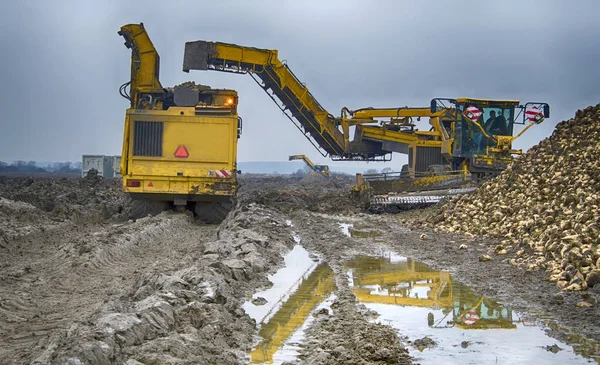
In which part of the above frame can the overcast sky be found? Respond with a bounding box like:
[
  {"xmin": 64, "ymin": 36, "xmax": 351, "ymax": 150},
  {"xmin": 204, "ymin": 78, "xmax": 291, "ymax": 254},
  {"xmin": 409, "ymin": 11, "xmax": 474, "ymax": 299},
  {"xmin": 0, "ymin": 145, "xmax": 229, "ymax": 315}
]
[{"xmin": 1, "ymin": 0, "xmax": 599, "ymax": 170}]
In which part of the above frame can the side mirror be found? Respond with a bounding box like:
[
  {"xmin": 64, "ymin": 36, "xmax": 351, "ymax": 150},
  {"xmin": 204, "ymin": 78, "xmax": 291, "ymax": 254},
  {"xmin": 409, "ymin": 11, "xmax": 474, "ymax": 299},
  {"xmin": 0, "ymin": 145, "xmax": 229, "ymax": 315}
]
[
  {"xmin": 430, "ymin": 99, "xmax": 437, "ymax": 113},
  {"xmin": 543, "ymin": 104, "xmax": 550, "ymax": 118},
  {"xmin": 430, "ymin": 98, "xmax": 458, "ymax": 114}
]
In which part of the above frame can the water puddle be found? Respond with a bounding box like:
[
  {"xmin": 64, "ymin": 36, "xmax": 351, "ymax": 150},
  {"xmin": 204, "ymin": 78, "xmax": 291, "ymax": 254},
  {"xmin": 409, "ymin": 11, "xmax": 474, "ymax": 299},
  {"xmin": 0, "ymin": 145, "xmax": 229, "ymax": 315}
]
[
  {"xmin": 244, "ymin": 240, "xmax": 336, "ymax": 364},
  {"xmin": 270, "ymin": 293, "xmax": 337, "ymax": 363},
  {"xmin": 339, "ymin": 223, "xmax": 353, "ymax": 237},
  {"xmin": 339, "ymin": 222, "xmax": 384, "ymax": 239},
  {"xmin": 346, "ymin": 254, "xmax": 599, "ymax": 364},
  {"xmin": 349, "ymin": 228, "xmax": 383, "ymax": 238},
  {"xmin": 243, "ymin": 244, "xmax": 317, "ymax": 324}
]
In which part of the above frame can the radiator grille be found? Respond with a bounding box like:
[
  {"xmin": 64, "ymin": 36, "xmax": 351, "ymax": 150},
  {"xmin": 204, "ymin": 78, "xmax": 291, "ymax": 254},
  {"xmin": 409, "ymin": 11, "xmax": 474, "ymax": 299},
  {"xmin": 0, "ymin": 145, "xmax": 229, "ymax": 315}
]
[
  {"xmin": 133, "ymin": 121, "xmax": 163, "ymax": 157},
  {"xmin": 416, "ymin": 146, "xmax": 445, "ymax": 172}
]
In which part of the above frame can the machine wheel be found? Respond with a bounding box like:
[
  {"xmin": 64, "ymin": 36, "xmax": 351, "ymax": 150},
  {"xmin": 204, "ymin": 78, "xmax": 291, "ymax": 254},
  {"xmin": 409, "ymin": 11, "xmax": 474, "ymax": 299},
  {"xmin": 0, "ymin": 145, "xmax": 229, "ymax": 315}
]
[
  {"xmin": 194, "ymin": 200, "xmax": 234, "ymax": 224},
  {"xmin": 127, "ymin": 200, "xmax": 170, "ymax": 220}
]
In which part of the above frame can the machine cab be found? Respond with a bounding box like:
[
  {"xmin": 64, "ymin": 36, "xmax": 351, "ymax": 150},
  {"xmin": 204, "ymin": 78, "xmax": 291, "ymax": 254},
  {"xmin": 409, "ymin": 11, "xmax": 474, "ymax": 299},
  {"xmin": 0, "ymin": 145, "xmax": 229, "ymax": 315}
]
[
  {"xmin": 430, "ymin": 98, "xmax": 549, "ymax": 160},
  {"xmin": 454, "ymin": 99, "xmax": 518, "ymax": 158}
]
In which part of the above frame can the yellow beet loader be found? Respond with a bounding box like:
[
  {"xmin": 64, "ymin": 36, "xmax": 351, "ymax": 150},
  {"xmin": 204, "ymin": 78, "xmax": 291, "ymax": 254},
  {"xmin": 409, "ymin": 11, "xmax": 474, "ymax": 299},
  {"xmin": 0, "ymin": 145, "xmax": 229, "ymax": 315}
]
[
  {"xmin": 348, "ymin": 98, "xmax": 550, "ymax": 211},
  {"xmin": 178, "ymin": 35, "xmax": 549, "ymax": 212}
]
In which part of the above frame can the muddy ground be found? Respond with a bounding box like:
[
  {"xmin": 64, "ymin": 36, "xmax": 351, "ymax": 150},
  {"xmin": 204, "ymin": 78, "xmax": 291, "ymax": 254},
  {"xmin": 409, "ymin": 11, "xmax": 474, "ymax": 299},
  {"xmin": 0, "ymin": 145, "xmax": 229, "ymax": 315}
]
[{"xmin": 1, "ymin": 174, "xmax": 599, "ymax": 364}]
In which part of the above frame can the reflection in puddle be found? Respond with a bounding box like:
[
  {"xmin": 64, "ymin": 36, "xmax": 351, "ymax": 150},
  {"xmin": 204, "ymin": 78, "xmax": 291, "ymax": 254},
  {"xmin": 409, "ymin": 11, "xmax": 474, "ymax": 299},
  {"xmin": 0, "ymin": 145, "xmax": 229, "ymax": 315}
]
[
  {"xmin": 243, "ymin": 244, "xmax": 317, "ymax": 324},
  {"xmin": 271, "ymin": 293, "xmax": 337, "ymax": 364},
  {"xmin": 349, "ymin": 228, "xmax": 383, "ymax": 238},
  {"xmin": 244, "ymin": 243, "xmax": 336, "ymax": 364},
  {"xmin": 340, "ymin": 223, "xmax": 384, "ymax": 239},
  {"xmin": 346, "ymin": 255, "xmax": 598, "ymax": 364}
]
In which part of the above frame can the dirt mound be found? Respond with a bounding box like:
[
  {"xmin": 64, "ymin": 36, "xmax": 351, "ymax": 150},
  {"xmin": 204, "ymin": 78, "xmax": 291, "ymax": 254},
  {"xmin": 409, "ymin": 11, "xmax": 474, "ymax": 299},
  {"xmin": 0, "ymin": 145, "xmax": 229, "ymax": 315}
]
[
  {"xmin": 299, "ymin": 289, "xmax": 411, "ymax": 364},
  {"xmin": 239, "ymin": 175, "xmax": 354, "ymax": 192},
  {"xmin": 299, "ymin": 172, "xmax": 351, "ymax": 190},
  {"xmin": 0, "ymin": 197, "xmax": 56, "ymax": 243},
  {"xmin": 170, "ymin": 80, "xmax": 211, "ymax": 92},
  {"xmin": 236, "ymin": 175, "xmax": 357, "ymax": 215},
  {"xmin": 0, "ymin": 175, "xmax": 163, "ymax": 223},
  {"xmin": 425, "ymin": 104, "xmax": 600, "ymax": 291},
  {"xmin": 240, "ymin": 188, "xmax": 359, "ymax": 215},
  {"xmin": 0, "ymin": 176, "xmax": 130, "ymax": 221},
  {"xmin": 300, "ymin": 171, "xmax": 326, "ymax": 184}
]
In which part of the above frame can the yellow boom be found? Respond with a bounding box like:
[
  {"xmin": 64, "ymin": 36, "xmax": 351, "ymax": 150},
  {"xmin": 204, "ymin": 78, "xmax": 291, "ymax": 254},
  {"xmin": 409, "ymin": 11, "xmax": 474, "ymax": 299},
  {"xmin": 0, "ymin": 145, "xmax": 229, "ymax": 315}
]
[
  {"xmin": 182, "ymin": 40, "xmax": 394, "ymax": 161},
  {"xmin": 118, "ymin": 23, "xmax": 165, "ymax": 110}
]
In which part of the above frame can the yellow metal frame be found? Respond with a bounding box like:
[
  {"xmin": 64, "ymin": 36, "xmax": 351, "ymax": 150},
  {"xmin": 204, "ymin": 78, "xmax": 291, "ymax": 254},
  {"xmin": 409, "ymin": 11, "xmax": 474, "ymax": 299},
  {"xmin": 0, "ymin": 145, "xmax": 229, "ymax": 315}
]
[
  {"xmin": 121, "ymin": 108, "xmax": 239, "ymax": 200},
  {"xmin": 182, "ymin": 36, "xmax": 548, "ymax": 174},
  {"xmin": 184, "ymin": 40, "xmax": 347, "ymax": 157},
  {"xmin": 119, "ymin": 24, "xmax": 239, "ymax": 203}
]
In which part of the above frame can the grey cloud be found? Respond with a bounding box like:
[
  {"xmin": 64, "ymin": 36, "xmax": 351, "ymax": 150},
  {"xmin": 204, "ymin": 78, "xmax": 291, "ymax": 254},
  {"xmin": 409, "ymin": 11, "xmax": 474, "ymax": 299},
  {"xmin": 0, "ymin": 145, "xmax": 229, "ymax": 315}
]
[{"xmin": 0, "ymin": 0, "xmax": 598, "ymax": 171}]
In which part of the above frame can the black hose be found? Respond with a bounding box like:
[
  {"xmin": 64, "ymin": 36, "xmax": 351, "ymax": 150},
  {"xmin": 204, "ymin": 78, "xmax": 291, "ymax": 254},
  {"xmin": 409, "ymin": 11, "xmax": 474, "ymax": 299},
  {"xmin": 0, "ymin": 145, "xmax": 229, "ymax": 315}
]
[{"xmin": 119, "ymin": 81, "xmax": 131, "ymax": 101}]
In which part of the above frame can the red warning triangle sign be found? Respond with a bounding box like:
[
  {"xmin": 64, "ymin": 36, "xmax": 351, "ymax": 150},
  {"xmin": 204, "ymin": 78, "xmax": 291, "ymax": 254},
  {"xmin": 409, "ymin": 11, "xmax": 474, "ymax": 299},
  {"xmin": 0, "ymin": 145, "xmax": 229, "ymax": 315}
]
[
  {"xmin": 148, "ymin": 181, "xmax": 153, "ymax": 187},
  {"xmin": 174, "ymin": 145, "xmax": 189, "ymax": 158}
]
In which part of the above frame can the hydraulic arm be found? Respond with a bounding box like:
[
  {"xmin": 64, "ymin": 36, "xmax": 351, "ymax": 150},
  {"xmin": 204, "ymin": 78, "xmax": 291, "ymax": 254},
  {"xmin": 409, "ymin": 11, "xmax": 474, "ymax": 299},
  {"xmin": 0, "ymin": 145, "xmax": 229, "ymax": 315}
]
[{"xmin": 289, "ymin": 154, "xmax": 316, "ymax": 170}]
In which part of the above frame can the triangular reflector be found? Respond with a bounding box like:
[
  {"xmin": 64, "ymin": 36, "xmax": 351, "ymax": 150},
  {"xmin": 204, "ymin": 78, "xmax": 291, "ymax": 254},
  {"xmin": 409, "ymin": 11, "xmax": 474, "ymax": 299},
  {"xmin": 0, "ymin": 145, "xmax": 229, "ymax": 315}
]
[
  {"xmin": 174, "ymin": 145, "xmax": 189, "ymax": 158},
  {"xmin": 148, "ymin": 181, "xmax": 153, "ymax": 187}
]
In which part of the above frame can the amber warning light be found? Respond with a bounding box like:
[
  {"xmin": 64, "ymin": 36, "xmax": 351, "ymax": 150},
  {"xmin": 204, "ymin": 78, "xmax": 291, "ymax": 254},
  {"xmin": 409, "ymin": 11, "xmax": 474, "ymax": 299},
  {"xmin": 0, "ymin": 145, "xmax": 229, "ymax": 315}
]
[{"xmin": 174, "ymin": 145, "xmax": 189, "ymax": 158}]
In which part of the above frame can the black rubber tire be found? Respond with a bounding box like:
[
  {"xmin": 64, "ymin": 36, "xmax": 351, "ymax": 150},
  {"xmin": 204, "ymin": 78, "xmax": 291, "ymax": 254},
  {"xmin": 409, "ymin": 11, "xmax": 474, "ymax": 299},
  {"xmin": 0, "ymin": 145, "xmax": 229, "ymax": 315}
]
[
  {"xmin": 127, "ymin": 200, "xmax": 170, "ymax": 220},
  {"xmin": 194, "ymin": 200, "xmax": 233, "ymax": 224}
]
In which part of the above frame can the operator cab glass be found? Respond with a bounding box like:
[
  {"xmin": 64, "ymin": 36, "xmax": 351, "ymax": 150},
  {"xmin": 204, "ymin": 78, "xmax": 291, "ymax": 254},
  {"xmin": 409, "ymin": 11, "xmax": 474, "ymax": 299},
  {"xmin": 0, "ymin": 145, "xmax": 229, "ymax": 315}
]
[{"xmin": 455, "ymin": 102, "xmax": 515, "ymax": 158}]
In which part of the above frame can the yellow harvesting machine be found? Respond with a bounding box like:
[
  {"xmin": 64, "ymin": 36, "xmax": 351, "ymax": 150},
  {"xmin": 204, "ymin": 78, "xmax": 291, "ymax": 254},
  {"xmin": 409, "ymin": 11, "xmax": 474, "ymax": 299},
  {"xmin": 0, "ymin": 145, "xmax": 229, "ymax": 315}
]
[
  {"xmin": 117, "ymin": 23, "xmax": 242, "ymax": 222},
  {"xmin": 348, "ymin": 98, "xmax": 550, "ymax": 211},
  {"xmin": 288, "ymin": 154, "xmax": 331, "ymax": 177},
  {"xmin": 180, "ymin": 38, "xmax": 549, "ymax": 210}
]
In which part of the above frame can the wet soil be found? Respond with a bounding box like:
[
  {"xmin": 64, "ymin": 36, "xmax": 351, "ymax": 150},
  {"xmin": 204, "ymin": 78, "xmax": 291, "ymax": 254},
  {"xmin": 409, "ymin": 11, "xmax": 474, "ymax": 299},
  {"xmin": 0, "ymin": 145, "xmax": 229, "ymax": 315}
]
[
  {"xmin": 371, "ymin": 211, "xmax": 600, "ymax": 361},
  {"xmin": 1, "ymin": 175, "xmax": 599, "ymax": 364}
]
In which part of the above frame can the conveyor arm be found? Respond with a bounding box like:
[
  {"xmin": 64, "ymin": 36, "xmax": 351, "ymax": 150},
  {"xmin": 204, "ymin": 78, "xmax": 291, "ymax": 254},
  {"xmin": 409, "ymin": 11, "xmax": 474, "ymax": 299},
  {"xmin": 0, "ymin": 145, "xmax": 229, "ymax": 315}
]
[{"xmin": 182, "ymin": 40, "xmax": 386, "ymax": 160}]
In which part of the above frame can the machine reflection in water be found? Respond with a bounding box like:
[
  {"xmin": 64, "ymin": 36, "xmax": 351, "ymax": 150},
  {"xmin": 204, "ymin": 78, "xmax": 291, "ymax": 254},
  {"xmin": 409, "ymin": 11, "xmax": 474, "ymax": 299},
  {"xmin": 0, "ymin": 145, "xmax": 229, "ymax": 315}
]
[
  {"xmin": 347, "ymin": 255, "xmax": 518, "ymax": 330},
  {"xmin": 346, "ymin": 254, "xmax": 597, "ymax": 364},
  {"xmin": 248, "ymin": 263, "xmax": 336, "ymax": 364}
]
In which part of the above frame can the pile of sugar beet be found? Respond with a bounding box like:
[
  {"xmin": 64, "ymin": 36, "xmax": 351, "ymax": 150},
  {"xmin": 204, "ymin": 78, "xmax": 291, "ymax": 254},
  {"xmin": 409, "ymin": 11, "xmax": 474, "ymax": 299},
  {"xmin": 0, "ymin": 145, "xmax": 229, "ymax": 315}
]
[{"xmin": 424, "ymin": 103, "xmax": 600, "ymax": 291}]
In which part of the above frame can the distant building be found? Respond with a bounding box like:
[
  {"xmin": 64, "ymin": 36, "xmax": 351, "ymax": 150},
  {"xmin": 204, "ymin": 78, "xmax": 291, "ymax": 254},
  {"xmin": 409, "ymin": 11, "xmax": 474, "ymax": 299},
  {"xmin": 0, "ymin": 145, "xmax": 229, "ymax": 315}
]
[{"xmin": 82, "ymin": 155, "xmax": 121, "ymax": 178}]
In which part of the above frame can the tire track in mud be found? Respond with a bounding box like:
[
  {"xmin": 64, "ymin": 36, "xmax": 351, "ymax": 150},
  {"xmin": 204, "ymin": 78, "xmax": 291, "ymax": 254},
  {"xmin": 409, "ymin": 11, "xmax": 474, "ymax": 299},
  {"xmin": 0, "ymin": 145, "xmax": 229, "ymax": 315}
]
[
  {"xmin": 42, "ymin": 203, "xmax": 301, "ymax": 365},
  {"xmin": 0, "ymin": 213, "xmax": 213, "ymax": 365}
]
